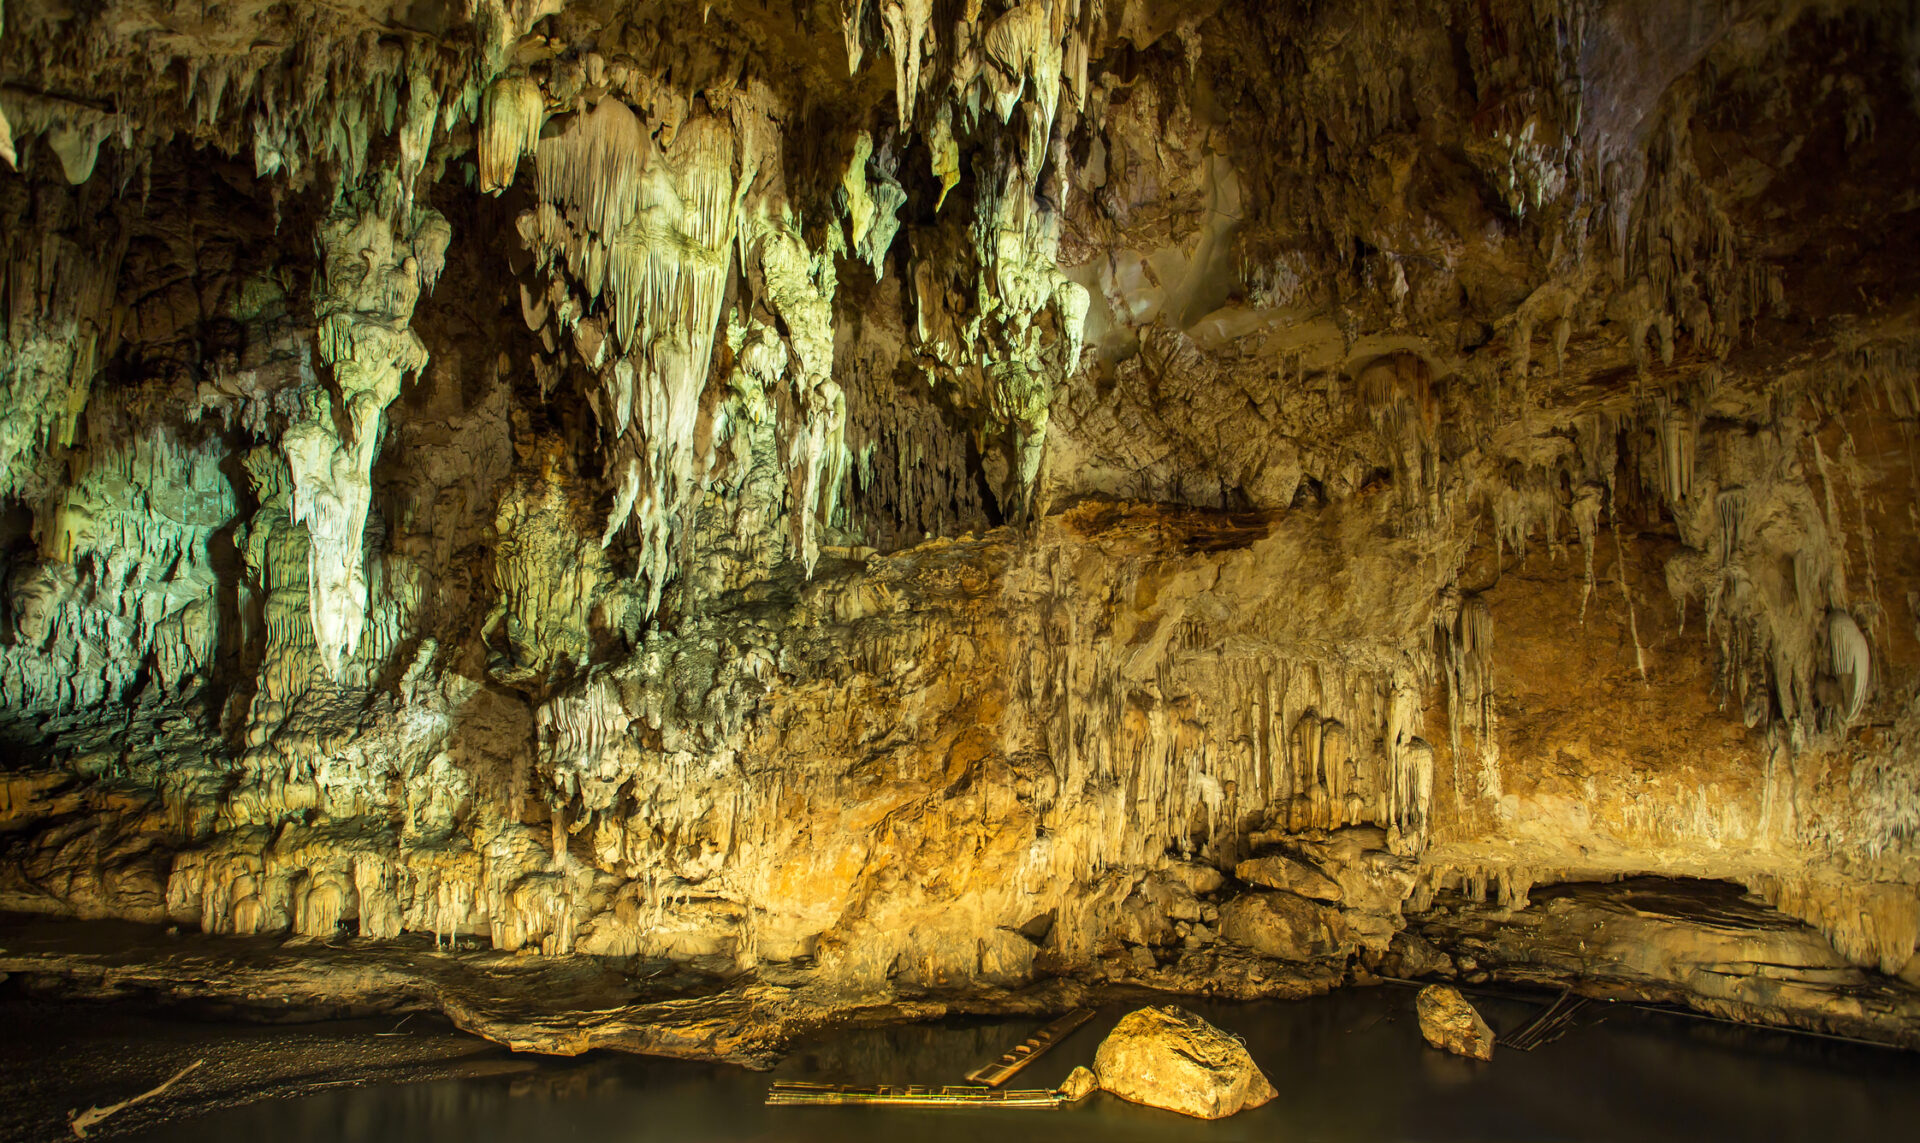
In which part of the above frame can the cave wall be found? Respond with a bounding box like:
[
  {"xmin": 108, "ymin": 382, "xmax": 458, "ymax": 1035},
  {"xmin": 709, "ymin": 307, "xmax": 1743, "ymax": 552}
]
[{"xmin": 0, "ymin": 0, "xmax": 1917, "ymax": 1025}]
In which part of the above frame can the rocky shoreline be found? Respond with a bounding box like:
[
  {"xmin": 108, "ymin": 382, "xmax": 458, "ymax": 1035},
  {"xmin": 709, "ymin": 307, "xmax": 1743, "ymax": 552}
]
[{"xmin": 9, "ymin": 877, "xmax": 1919, "ymax": 1080}]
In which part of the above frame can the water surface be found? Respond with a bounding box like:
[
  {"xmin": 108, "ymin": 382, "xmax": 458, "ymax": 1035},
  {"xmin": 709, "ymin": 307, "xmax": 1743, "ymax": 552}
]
[{"xmin": 131, "ymin": 988, "xmax": 1920, "ymax": 1142}]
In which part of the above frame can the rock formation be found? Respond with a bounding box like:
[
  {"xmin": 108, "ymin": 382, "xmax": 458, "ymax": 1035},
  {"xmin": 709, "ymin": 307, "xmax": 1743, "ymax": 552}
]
[
  {"xmin": 1415, "ymin": 984, "xmax": 1495, "ymax": 1061},
  {"xmin": 1059, "ymin": 1064, "xmax": 1097, "ymax": 1102},
  {"xmin": 0, "ymin": 0, "xmax": 1918, "ymax": 1062},
  {"xmin": 1091, "ymin": 1005, "xmax": 1276, "ymax": 1119}
]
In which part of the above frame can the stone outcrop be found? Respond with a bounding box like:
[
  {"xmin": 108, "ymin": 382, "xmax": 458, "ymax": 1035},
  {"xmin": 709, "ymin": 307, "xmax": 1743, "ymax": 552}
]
[
  {"xmin": 1091, "ymin": 1005, "xmax": 1276, "ymax": 1119},
  {"xmin": 0, "ymin": 0, "xmax": 1917, "ymax": 1066},
  {"xmin": 1219, "ymin": 890, "xmax": 1351, "ymax": 961},
  {"xmin": 1235, "ymin": 854, "xmax": 1344, "ymax": 902},
  {"xmin": 1416, "ymin": 984, "xmax": 1495, "ymax": 1061},
  {"xmin": 1415, "ymin": 879, "xmax": 1920, "ymax": 1049}
]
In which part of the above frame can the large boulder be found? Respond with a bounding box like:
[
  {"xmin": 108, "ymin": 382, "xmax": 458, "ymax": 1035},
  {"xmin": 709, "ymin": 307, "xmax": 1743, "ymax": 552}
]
[
  {"xmin": 1217, "ymin": 889, "xmax": 1346, "ymax": 960},
  {"xmin": 1091, "ymin": 1005, "xmax": 1276, "ymax": 1119},
  {"xmin": 1250, "ymin": 826, "xmax": 1419, "ymax": 914},
  {"xmin": 1416, "ymin": 984, "xmax": 1495, "ymax": 1060},
  {"xmin": 1235, "ymin": 853, "xmax": 1344, "ymax": 902},
  {"xmin": 1164, "ymin": 861, "xmax": 1226, "ymax": 896}
]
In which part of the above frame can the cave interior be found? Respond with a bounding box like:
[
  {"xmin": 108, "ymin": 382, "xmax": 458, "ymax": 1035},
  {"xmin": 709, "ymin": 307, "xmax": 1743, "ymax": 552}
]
[{"xmin": 2, "ymin": 0, "xmax": 1920, "ymax": 1121}]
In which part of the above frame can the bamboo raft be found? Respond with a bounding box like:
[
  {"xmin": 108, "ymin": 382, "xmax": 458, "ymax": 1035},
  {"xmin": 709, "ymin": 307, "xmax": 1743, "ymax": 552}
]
[
  {"xmin": 963, "ymin": 1007, "xmax": 1098, "ymax": 1086},
  {"xmin": 766, "ymin": 1082, "xmax": 1068, "ymax": 1109}
]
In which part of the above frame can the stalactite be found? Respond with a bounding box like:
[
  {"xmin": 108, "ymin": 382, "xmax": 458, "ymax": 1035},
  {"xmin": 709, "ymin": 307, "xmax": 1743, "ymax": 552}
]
[
  {"xmin": 1829, "ymin": 609, "xmax": 1871, "ymax": 723},
  {"xmin": 289, "ymin": 172, "xmax": 448, "ymax": 677},
  {"xmin": 478, "ymin": 74, "xmax": 546, "ymax": 193},
  {"xmin": 879, "ymin": 0, "xmax": 934, "ymax": 125}
]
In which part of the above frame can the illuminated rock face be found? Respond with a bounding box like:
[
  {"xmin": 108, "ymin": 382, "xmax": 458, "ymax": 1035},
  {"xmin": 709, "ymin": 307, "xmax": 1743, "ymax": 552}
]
[
  {"xmin": 294, "ymin": 176, "xmax": 449, "ymax": 677},
  {"xmin": 2, "ymin": 0, "xmax": 1920, "ymax": 1054},
  {"xmin": 1416, "ymin": 984, "xmax": 1494, "ymax": 1061},
  {"xmin": 1093, "ymin": 1005, "xmax": 1277, "ymax": 1119}
]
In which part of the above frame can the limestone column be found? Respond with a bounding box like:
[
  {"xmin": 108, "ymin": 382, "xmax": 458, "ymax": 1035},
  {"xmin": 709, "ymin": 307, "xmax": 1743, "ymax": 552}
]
[{"xmin": 284, "ymin": 172, "xmax": 449, "ymax": 676}]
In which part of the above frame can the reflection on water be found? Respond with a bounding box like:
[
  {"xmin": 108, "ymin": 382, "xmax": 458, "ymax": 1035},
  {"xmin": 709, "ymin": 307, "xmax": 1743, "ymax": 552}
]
[{"xmin": 131, "ymin": 988, "xmax": 1920, "ymax": 1142}]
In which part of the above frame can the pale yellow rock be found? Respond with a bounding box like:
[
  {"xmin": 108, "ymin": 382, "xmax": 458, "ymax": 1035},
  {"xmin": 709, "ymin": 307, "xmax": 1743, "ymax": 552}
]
[
  {"xmin": 1164, "ymin": 861, "xmax": 1226, "ymax": 896},
  {"xmin": 1060, "ymin": 1064, "xmax": 1097, "ymax": 1102},
  {"xmin": 1235, "ymin": 853, "xmax": 1344, "ymax": 902},
  {"xmin": 1416, "ymin": 984, "xmax": 1495, "ymax": 1061},
  {"xmin": 1091, "ymin": 1005, "xmax": 1275, "ymax": 1120},
  {"xmin": 1217, "ymin": 890, "xmax": 1346, "ymax": 961}
]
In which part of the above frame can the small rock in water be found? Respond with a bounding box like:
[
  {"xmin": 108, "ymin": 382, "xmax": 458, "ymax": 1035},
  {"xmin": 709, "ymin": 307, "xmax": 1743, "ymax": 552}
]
[
  {"xmin": 1060, "ymin": 1065, "xmax": 1098, "ymax": 1102},
  {"xmin": 1092, "ymin": 1005, "xmax": 1275, "ymax": 1119},
  {"xmin": 1416, "ymin": 984, "xmax": 1495, "ymax": 1060}
]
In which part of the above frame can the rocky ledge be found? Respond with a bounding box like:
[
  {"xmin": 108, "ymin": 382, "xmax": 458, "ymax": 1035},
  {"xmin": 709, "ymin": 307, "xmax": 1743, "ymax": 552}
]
[
  {"xmin": 9, "ymin": 874, "xmax": 1920, "ymax": 1068},
  {"xmin": 0, "ymin": 914, "xmax": 1342, "ymax": 1067},
  {"xmin": 1407, "ymin": 879, "xmax": 1920, "ymax": 1050}
]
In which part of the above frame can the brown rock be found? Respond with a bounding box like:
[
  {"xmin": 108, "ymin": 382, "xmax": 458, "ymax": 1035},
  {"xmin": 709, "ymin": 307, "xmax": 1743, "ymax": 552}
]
[
  {"xmin": 1415, "ymin": 879, "xmax": 1920, "ymax": 1046},
  {"xmin": 1416, "ymin": 984, "xmax": 1495, "ymax": 1061},
  {"xmin": 1164, "ymin": 861, "xmax": 1226, "ymax": 896},
  {"xmin": 1218, "ymin": 890, "xmax": 1346, "ymax": 960},
  {"xmin": 1092, "ymin": 1005, "xmax": 1276, "ymax": 1119},
  {"xmin": 1292, "ymin": 827, "xmax": 1419, "ymax": 914},
  {"xmin": 1235, "ymin": 853, "xmax": 1344, "ymax": 902},
  {"xmin": 1383, "ymin": 930, "xmax": 1454, "ymax": 979}
]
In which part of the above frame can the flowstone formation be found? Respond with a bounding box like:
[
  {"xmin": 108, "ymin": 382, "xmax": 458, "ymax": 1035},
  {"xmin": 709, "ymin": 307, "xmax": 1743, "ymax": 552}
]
[
  {"xmin": 293, "ymin": 174, "xmax": 449, "ymax": 677},
  {"xmin": 2, "ymin": 0, "xmax": 1920, "ymax": 1060}
]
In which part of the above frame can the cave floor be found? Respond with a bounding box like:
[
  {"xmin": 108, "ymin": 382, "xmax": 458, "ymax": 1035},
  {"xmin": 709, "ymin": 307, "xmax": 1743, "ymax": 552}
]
[
  {"xmin": 0, "ymin": 913, "xmax": 1342, "ymax": 1068},
  {"xmin": 0, "ymin": 912, "xmax": 810, "ymax": 1063},
  {"xmin": 0, "ymin": 996, "xmax": 530, "ymax": 1143},
  {"xmin": 8, "ymin": 988, "xmax": 1918, "ymax": 1143},
  {"xmin": 10, "ymin": 883, "xmax": 1920, "ymax": 1142}
]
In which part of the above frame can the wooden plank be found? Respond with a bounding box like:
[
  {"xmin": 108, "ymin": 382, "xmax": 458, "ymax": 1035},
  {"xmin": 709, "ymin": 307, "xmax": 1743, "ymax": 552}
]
[
  {"xmin": 963, "ymin": 1007, "xmax": 1098, "ymax": 1087},
  {"xmin": 1501, "ymin": 989, "xmax": 1590, "ymax": 1051},
  {"xmin": 766, "ymin": 1082, "xmax": 1067, "ymax": 1108}
]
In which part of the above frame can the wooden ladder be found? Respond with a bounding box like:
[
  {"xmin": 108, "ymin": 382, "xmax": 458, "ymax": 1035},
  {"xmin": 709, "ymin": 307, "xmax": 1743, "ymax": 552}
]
[{"xmin": 963, "ymin": 1007, "xmax": 1099, "ymax": 1086}]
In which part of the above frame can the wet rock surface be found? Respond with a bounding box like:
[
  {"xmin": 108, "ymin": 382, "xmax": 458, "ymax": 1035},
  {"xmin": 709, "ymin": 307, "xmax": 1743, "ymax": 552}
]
[
  {"xmin": 1416, "ymin": 984, "xmax": 1495, "ymax": 1060},
  {"xmin": 0, "ymin": 994, "xmax": 526, "ymax": 1143},
  {"xmin": 0, "ymin": 914, "xmax": 1111, "ymax": 1067},
  {"xmin": 1060, "ymin": 1064, "xmax": 1098, "ymax": 1101},
  {"xmin": 12, "ymin": 988, "xmax": 1920, "ymax": 1143}
]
